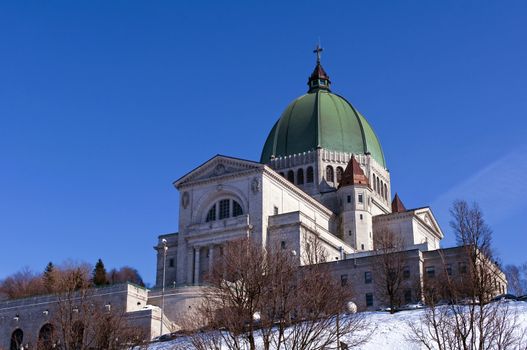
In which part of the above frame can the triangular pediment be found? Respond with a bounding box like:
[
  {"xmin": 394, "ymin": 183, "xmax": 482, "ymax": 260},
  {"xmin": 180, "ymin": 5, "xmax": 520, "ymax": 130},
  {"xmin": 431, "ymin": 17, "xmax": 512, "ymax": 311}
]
[
  {"xmin": 173, "ymin": 155, "xmax": 264, "ymax": 188},
  {"xmin": 414, "ymin": 207, "xmax": 444, "ymax": 239}
]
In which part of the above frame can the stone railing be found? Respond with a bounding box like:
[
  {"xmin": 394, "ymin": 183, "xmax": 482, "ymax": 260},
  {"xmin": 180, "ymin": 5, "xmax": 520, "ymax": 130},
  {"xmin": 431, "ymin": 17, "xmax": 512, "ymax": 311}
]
[
  {"xmin": 187, "ymin": 214, "xmax": 250, "ymax": 236},
  {"xmin": 268, "ymin": 150, "xmax": 316, "ymax": 169}
]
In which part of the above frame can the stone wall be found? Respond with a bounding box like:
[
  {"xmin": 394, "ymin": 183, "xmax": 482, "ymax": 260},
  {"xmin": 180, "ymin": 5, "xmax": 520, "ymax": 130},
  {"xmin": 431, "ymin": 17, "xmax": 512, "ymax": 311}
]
[{"xmin": 0, "ymin": 283, "xmax": 159, "ymax": 348}]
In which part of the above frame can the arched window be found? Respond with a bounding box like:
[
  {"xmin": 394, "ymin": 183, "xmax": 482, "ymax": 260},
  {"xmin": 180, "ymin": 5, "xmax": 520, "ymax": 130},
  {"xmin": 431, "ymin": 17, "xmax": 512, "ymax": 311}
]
[
  {"xmin": 376, "ymin": 177, "xmax": 380, "ymax": 194},
  {"xmin": 218, "ymin": 199, "xmax": 230, "ymax": 219},
  {"xmin": 38, "ymin": 323, "xmax": 55, "ymax": 350},
  {"xmin": 297, "ymin": 168, "xmax": 304, "ymax": 185},
  {"xmin": 326, "ymin": 165, "xmax": 334, "ymax": 182},
  {"xmin": 384, "ymin": 183, "xmax": 388, "ymax": 200},
  {"xmin": 10, "ymin": 329, "xmax": 23, "ymax": 350},
  {"xmin": 373, "ymin": 174, "xmax": 377, "ymax": 192},
  {"xmin": 306, "ymin": 166, "xmax": 314, "ymax": 183},
  {"xmin": 205, "ymin": 199, "xmax": 243, "ymax": 222},
  {"xmin": 206, "ymin": 205, "xmax": 216, "ymax": 222},
  {"xmin": 233, "ymin": 200, "xmax": 243, "ymax": 217},
  {"xmin": 287, "ymin": 170, "xmax": 295, "ymax": 183},
  {"xmin": 380, "ymin": 180, "xmax": 384, "ymax": 198},
  {"xmin": 336, "ymin": 167, "xmax": 344, "ymax": 184}
]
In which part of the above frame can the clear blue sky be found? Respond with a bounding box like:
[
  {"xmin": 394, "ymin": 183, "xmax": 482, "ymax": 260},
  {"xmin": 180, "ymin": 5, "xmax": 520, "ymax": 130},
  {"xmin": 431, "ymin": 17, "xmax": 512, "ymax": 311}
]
[{"xmin": 1, "ymin": 1, "xmax": 526, "ymax": 286}]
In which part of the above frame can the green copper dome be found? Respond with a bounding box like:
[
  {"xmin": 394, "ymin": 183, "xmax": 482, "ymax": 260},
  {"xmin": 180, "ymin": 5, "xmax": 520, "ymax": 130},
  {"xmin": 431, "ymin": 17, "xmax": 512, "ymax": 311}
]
[{"xmin": 260, "ymin": 58, "xmax": 386, "ymax": 168}]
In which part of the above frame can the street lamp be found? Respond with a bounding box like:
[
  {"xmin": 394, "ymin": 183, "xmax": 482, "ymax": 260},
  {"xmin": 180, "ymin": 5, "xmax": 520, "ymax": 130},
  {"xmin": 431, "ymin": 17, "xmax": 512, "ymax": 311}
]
[{"xmin": 160, "ymin": 238, "xmax": 168, "ymax": 336}]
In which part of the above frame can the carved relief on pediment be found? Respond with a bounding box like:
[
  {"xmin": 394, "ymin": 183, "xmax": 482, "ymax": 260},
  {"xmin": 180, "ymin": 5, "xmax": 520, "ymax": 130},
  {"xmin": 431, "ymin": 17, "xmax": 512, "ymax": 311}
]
[{"xmin": 188, "ymin": 160, "xmax": 261, "ymax": 184}]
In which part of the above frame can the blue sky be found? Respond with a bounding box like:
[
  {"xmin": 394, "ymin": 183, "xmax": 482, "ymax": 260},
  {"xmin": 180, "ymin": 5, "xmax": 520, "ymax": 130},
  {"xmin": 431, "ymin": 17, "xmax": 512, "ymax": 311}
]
[{"xmin": 1, "ymin": 1, "xmax": 526, "ymax": 285}]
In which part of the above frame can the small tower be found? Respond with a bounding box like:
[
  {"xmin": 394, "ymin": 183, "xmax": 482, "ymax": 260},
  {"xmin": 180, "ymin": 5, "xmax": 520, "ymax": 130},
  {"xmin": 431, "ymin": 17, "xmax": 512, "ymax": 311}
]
[{"xmin": 337, "ymin": 156, "xmax": 374, "ymax": 251}]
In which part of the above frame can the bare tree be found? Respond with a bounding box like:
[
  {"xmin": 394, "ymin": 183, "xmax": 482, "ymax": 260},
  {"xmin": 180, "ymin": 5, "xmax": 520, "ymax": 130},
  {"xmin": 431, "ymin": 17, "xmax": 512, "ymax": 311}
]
[
  {"xmin": 185, "ymin": 236, "xmax": 372, "ymax": 350},
  {"xmin": 504, "ymin": 264, "xmax": 526, "ymax": 296},
  {"xmin": 39, "ymin": 264, "xmax": 146, "ymax": 350},
  {"xmin": 372, "ymin": 228, "xmax": 407, "ymax": 313},
  {"xmin": 196, "ymin": 238, "xmax": 267, "ymax": 350},
  {"xmin": 108, "ymin": 266, "xmax": 145, "ymax": 286},
  {"xmin": 408, "ymin": 200, "xmax": 524, "ymax": 350},
  {"xmin": 0, "ymin": 267, "xmax": 46, "ymax": 299}
]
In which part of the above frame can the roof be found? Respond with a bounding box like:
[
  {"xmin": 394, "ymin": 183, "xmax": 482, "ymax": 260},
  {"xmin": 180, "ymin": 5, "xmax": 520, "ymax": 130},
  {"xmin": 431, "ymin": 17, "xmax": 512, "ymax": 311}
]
[
  {"xmin": 338, "ymin": 156, "xmax": 370, "ymax": 188},
  {"xmin": 391, "ymin": 193, "xmax": 406, "ymax": 212},
  {"xmin": 260, "ymin": 89, "xmax": 386, "ymax": 167}
]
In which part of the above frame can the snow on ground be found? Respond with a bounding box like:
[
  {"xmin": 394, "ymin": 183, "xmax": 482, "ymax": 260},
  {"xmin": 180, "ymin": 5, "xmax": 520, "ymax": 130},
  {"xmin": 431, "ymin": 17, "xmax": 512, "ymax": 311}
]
[{"xmin": 147, "ymin": 302, "xmax": 527, "ymax": 350}]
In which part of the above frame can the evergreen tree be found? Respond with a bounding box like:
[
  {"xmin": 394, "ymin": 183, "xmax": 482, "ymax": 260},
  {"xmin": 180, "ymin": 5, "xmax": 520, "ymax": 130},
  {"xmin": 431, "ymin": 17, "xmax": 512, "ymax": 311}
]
[
  {"xmin": 43, "ymin": 261, "xmax": 56, "ymax": 293},
  {"xmin": 92, "ymin": 259, "xmax": 108, "ymax": 286}
]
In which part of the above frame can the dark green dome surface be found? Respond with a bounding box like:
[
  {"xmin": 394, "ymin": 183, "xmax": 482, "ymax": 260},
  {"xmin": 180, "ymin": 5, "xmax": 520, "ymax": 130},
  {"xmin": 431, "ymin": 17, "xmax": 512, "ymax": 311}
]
[{"xmin": 260, "ymin": 90, "xmax": 386, "ymax": 168}]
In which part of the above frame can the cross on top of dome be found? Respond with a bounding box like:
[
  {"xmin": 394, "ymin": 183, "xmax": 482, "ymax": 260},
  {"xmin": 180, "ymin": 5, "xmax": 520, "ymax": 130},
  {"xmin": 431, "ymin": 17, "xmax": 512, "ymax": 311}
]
[
  {"xmin": 313, "ymin": 44, "xmax": 323, "ymax": 63},
  {"xmin": 308, "ymin": 44, "xmax": 331, "ymax": 93}
]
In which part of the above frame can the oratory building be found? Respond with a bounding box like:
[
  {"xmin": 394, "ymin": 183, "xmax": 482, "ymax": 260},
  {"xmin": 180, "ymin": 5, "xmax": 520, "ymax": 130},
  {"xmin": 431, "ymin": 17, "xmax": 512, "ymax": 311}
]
[
  {"xmin": 150, "ymin": 49, "xmax": 488, "ymax": 315},
  {"xmin": 0, "ymin": 50, "xmax": 508, "ymax": 347}
]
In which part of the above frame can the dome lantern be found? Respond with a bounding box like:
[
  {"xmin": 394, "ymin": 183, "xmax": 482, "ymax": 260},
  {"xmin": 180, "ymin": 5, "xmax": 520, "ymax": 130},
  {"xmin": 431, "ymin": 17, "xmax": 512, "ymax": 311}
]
[{"xmin": 307, "ymin": 44, "xmax": 331, "ymax": 93}]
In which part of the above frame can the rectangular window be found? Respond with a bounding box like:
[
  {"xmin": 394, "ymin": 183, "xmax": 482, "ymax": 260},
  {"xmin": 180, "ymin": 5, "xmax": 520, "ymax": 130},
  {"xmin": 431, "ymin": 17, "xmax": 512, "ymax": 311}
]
[
  {"xmin": 404, "ymin": 289, "xmax": 412, "ymax": 304},
  {"xmin": 358, "ymin": 194, "xmax": 364, "ymax": 203},
  {"xmin": 360, "ymin": 214, "xmax": 363, "ymax": 220},
  {"xmin": 169, "ymin": 258, "xmax": 174, "ymax": 268},
  {"xmin": 364, "ymin": 271, "xmax": 372, "ymax": 284},
  {"xmin": 426, "ymin": 266, "xmax": 435, "ymax": 279},
  {"xmin": 281, "ymin": 241, "xmax": 286, "ymax": 250},
  {"xmin": 458, "ymin": 262, "xmax": 467, "ymax": 274},
  {"xmin": 219, "ymin": 199, "xmax": 230, "ymax": 219},
  {"xmin": 361, "ymin": 244, "xmax": 365, "ymax": 250},
  {"xmin": 348, "ymin": 230, "xmax": 352, "ymax": 236},
  {"xmin": 446, "ymin": 264, "xmax": 452, "ymax": 276},
  {"xmin": 341, "ymin": 274, "xmax": 348, "ymax": 286},
  {"xmin": 366, "ymin": 293, "xmax": 373, "ymax": 307},
  {"xmin": 403, "ymin": 266, "xmax": 410, "ymax": 279},
  {"xmin": 273, "ymin": 206, "xmax": 279, "ymax": 215},
  {"xmin": 347, "ymin": 195, "xmax": 351, "ymax": 203}
]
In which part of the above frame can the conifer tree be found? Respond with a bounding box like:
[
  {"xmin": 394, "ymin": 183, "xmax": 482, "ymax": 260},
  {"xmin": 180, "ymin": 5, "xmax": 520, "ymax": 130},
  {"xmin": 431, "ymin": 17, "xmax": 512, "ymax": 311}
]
[
  {"xmin": 43, "ymin": 261, "xmax": 56, "ymax": 293},
  {"xmin": 92, "ymin": 259, "xmax": 108, "ymax": 286}
]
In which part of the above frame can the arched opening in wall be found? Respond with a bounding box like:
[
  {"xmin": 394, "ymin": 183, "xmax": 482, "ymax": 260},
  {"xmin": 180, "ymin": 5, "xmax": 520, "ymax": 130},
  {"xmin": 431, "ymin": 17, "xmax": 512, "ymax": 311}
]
[
  {"xmin": 336, "ymin": 166, "xmax": 344, "ymax": 184},
  {"xmin": 373, "ymin": 174, "xmax": 377, "ymax": 192},
  {"xmin": 306, "ymin": 166, "xmax": 314, "ymax": 183},
  {"xmin": 380, "ymin": 180, "xmax": 384, "ymax": 199},
  {"xmin": 384, "ymin": 183, "xmax": 388, "ymax": 200},
  {"xmin": 326, "ymin": 165, "xmax": 334, "ymax": 182},
  {"xmin": 10, "ymin": 329, "xmax": 23, "ymax": 350},
  {"xmin": 376, "ymin": 177, "xmax": 380, "ymax": 194},
  {"xmin": 205, "ymin": 199, "xmax": 244, "ymax": 222},
  {"xmin": 287, "ymin": 170, "xmax": 295, "ymax": 183},
  {"xmin": 38, "ymin": 323, "xmax": 56, "ymax": 350},
  {"xmin": 71, "ymin": 321, "xmax": 84, "ymax": 350},
  {"xmin": 297, "ymin": 168, "xmax": 304, "ymax": 185}
]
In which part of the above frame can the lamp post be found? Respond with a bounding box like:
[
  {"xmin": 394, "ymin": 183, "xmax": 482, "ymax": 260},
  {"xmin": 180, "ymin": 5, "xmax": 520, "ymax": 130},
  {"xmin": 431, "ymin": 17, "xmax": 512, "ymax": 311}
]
[{"xmin": 160, "ymin": 238, "xmax": 168, "ymax": 336}]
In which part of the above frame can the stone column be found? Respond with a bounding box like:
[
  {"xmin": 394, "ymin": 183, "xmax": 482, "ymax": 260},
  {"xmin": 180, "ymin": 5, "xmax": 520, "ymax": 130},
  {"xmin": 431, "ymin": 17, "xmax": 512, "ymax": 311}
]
[
  {"xmin": 208, "ymin": 245, "xmax": 214, "ymax": 272},
  {"xmin": 186, "ymin": 247, "xmax": 194, "ymax": 285},
  {"xmin": 194, "ymin": 247, "xmax": 200, "ymax": 285}
]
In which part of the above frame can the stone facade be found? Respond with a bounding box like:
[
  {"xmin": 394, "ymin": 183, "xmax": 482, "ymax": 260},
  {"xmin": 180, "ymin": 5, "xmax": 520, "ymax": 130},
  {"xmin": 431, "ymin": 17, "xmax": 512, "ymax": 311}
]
[{"xmin": 327, "ymin": 246, "xmax": 507, "ymax": 311}]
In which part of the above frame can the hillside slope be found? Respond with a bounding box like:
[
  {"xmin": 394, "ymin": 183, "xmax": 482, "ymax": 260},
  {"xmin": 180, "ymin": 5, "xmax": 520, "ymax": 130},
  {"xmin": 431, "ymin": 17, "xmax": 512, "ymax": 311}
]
[{"xmin": 149, "ymin": 302, "xmax": 527, "ymax": 349}]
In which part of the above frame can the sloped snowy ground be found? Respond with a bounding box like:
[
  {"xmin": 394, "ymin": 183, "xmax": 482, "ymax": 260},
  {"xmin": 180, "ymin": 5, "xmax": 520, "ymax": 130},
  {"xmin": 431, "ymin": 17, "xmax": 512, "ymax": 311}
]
[{"xmin": 147, "ymin": 302, "xmax": 527, "ymax": 350}]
